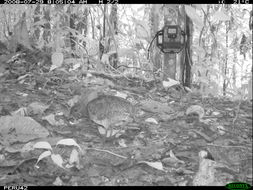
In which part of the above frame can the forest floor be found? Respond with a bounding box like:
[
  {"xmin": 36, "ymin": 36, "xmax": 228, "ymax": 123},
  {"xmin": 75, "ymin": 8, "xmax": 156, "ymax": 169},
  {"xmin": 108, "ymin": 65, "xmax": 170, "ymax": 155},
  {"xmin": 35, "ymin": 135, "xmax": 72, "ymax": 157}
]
[{"xmin": 0, "ymin": 50, "xmax": 252, "ymax": 186}]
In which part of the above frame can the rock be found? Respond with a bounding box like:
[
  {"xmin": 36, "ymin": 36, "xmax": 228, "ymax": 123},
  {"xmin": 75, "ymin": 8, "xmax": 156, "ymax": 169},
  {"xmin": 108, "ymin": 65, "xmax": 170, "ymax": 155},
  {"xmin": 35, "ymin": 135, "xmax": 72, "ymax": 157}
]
[{"xmin": 192, "ymin": 151, "xmax": 234, "ymax": 186}]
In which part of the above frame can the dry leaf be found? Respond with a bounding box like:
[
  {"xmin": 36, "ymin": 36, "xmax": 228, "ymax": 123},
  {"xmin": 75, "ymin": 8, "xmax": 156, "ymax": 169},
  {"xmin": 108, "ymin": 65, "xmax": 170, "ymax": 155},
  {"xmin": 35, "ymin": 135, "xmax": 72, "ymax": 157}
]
[
  {"xmin": 51, "ymin": 154, "xmax": 64, "ymax": 168},
  {"xmin": 56, "ymin": 138, "xmax": 82, "ymax": 151},
  {"xmin": 36, "ymin": 150, "xmax": 52, "ymax": 166},
  {"xmin": 0, "ymin": 115, "xmax": 49, "ymax": 145},
  {"xmin": 33, "ymin": 141, "xmax": 52, "ymax": 150},
  {"xmin": 28, "ymin": 102, "xmax": 49, "ymax": 115},
  {"xmin": 50, "ymin": 52, "xmax": 64, "ymax": 71},
  {"xmin": 138, "ymin": 161, "xmax": 164, "ymax": 171},
  {"xmin": 145, "ymin": 118, "xmax": 158, "ymax": 124}
]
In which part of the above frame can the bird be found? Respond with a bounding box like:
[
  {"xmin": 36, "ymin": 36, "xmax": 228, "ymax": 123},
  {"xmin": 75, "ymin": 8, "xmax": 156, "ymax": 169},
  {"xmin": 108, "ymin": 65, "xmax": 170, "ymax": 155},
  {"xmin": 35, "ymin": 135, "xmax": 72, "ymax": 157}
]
[
  {"xmin": 87, "ymin": 95, "xmax": 138, "ymax": 138},
  {"xmin": 71, "ymin": 94, "xmax": 139, "ymax": 138}
]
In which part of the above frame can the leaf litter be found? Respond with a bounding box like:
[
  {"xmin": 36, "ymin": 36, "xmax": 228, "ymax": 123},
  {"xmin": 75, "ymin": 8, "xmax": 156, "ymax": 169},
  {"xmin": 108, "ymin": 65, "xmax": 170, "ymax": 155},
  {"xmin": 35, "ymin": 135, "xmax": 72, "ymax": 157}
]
[{"xmin": 0, "ymin": 51, "xmax": 252, "ymax": 186}]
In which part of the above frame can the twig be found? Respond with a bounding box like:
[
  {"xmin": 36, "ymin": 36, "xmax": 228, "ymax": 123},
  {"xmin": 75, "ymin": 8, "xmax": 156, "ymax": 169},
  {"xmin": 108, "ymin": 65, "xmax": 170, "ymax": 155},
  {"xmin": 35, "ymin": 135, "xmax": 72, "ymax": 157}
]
[
  {"xmin": 207, "ymin": 143, "xmax": 251, "ymax": 149},
  {"xmin": 232, "ymin": 99, "xmax": 242, "ymax": 130},
  {"xmin": 87, "ymin": 147, "xmax": 127, "ymax": 159}
]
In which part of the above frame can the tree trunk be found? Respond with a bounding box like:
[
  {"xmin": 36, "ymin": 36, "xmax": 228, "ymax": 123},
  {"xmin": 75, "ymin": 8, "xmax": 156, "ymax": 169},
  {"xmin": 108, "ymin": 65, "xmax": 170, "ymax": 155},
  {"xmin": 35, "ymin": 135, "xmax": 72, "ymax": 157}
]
[
  {"xmin": 108, "ymin": 4, "xmax": 118, "ymax": 69},
  {"xmin": 163, "ymin": 5, "xmax": 179, "ymax": 80},
  {"xmin": 69, "ymin": 13, "xmax": 77, "ymax": 53},
  {"xmin": 150, "ymin": 5, "xmax": 161, "ymax": 73},
  {"xmin": 42, "ymin": 6, "xmax": 51, "ymax": 53},
  {"xmin": 184, "ymin": 13, "xmax": 193, "ymax": 87},
  {"xmin": 33, "ymin": 5, "xmax": 40, "ymax": 41}
]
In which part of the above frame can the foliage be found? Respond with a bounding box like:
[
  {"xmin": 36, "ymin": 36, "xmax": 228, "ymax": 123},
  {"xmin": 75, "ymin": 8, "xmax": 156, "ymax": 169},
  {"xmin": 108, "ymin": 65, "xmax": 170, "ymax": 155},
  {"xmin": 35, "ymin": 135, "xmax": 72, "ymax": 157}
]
[
  {"xmin": 0, "ymin": 4, "xmax": 251, "ymax": 99},
  {"xmin": 185, "ymin": 4, "xmax": 252, "ymax": 99}
]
